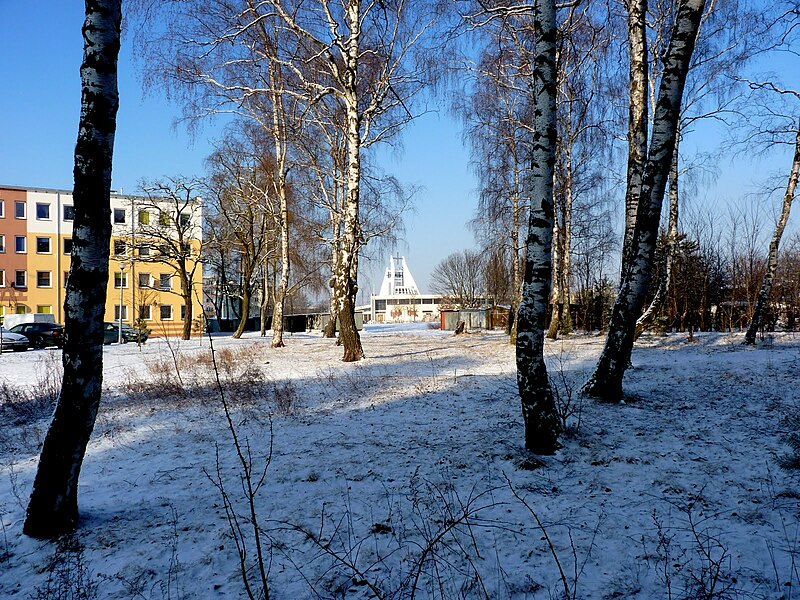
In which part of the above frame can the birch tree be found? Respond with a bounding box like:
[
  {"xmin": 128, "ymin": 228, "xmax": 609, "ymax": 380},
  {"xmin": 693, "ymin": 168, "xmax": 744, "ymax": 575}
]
[
  {"xmin": 583, "ymin": 0, "xmax": 706, "ymax": 403},
  {"xmin": 460, "ymin": 14, "xmax": 534, "ymax": 343},
  {"xmin": 260, "ymin": 0, "xmax": 438, "ymax": 361},
  {"xmin": 547, "ymin": 2, "xmax": 612, "ymax": 339},
  {"xmin": 635, "ymin": 0, "xmax": 764, "ymax": 337},
  {"xmin": 24, "ymin": 0, "xmax": 122, "ymax": 538},
  {"xmin": 745, "ymin": 110, "xmax": 800, "ymax": 344},
  {"xmin": 138, "ymin": 0, "xmax": 297, "ymax": 346},
  {"xmin": 516, "ymin": 0, "xmax": 561, "ymax": 454}
]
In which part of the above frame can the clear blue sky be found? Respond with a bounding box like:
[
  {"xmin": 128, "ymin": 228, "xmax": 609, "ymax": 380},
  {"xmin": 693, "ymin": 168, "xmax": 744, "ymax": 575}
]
[
  {"xmin": 0, "ymin": 2, "xmax": 477, "ymax": 295},
  {"xmin": 2, "ymin": 2, "xmax": 798, "ymax": 297}
]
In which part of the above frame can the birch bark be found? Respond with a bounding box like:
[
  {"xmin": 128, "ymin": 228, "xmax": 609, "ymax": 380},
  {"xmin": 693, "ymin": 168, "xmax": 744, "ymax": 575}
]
[
  {"xmin": 745, "ymin": 116, "xmax": 800, "ymax": 344},
  {"xmin": 583, "ymin": 0, "xmax": 706, "ymax": 402},
  {"xmin": 516, "ymin": 0, "xmax": 560, "ymax": 454},
  {"xmin": 636, "ymin": 135, "xmax": 680, "ymax": 338},
  {"xmin": 24, "ymin": 0, "xmax": 122, "ymax": 538},
  {"xmin": 621, "ymin": 0, "xmax": 649, "ymax": 268}
]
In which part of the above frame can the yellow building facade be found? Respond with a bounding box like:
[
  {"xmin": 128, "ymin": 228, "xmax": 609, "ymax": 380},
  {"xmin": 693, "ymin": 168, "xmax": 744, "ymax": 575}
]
[{"xmin": 0, "ymin": 185, "xmax": 203, "ymax": 337}]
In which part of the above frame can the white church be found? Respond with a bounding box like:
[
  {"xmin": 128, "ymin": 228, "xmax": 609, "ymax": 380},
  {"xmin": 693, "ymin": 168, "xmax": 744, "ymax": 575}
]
[{"xmin": 367, "ymin": 256, "xmax": 444, "ymax": 323}]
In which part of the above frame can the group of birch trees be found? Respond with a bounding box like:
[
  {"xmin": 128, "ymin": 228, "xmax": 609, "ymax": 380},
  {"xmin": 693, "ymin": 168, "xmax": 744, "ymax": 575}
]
[
  {"xmin": 135, "ymin": 0, "xmax": 441, "ymax": 361},
  {"xmin": 461, "ymin": 0, "xmax": 800, "ymax": 450}
]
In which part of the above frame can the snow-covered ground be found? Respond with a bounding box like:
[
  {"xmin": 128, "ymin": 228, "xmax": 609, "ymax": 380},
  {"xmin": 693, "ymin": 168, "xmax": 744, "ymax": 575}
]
[{"xmin": 1, "ymin": 326, "xmax": 799, "ymax": 599}]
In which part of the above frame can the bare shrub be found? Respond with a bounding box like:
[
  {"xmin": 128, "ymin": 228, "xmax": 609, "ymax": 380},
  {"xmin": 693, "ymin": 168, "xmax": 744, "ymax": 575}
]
[
  {"xmin": 203, "ymin": 332, "xmax": 273, "ymax": 600},
  {"xmin": 31, "ymin": 535, "xmax": 98, "ymax": 600},
  {"xmin": 507, "ymin": 475, "xmax": 600, "ymax": 600},
  {"xmin": 649, "ymin": 499, "xmax": 738, "ymax": 600},
  {"xmin": 0, "ymin": 381, "xmax": 52, "ymax": 428},
  {"xmin": 281, "ymin": 476, "xmax": 501, "ymax": 599},
  {"xmin": 271, "ymin": 380, "xmax": 298, "ymax": 416},
  {"xmin": 33, "ymin": 351, "xmax": 63, "ymax": 406},
  {"xmin": 547, "ymin": 348, "xmax": 584, "ymax": 436}
]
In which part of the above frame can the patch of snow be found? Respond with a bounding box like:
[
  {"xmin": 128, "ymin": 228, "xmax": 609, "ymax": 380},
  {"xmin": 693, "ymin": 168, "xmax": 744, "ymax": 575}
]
[{"xmin": 1, "ymin": 330, "xmax": 798, "ymax": 598}]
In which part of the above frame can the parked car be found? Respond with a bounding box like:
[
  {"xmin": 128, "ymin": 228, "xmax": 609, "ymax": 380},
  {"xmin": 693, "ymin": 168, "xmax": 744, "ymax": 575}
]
[
  {"xmin": 0, "ymin": 327, "xmax": 29, "ymax": 352},
  {"xmin": 103, "ymin": 322, "xmax": 149, "ymax": 344},
  {"xmin": 9, "ymin": 322, "xmax": 64, "ymax": 349}
]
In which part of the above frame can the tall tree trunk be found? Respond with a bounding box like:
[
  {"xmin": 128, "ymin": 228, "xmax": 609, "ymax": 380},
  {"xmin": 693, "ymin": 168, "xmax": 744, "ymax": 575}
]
[
  {"xmin": 547, "ymin": 146, "xmax": 575, "ymax": 339},
  {"xmin": 336, "ymin": 1, "xmax": 365, "ymax": 362},
  {"xmin": 271, "ymin": 199, "xmax": 290, "ymax": 347},
  {"xmin": 561, "ymin": 159, "xmax": 574, "ymax": 335},
  {"xmin": 621, "ymin": 0, "xmax": 649, "ymax": 270},
  {"xmin": 745, "ymin": 117, "xmax": 800, "ymax": 344},
  {"xmin": 24, "ymin": 0, "xmax": 122, "ymax": 539},
  {"xmin": 546, "ymin": 195, "xmax": 562, "ymax": 340},
  {"xmin": 260, "ymin": 268, "xmax": 270, "ymax": 336},
  {"xmin": 509, "ymin": 167, "xmax": 523, "ymax": 343},
  {"xmin": 180, "ymin": 271, "xmax": 192, "ymax": 340},
  {"xmin": 583, "ymin": 0, "xmax": 705, "ymax": 402},
  {"xmin": 233, "ymin": 279, "xmax": 252, "ymax": 339},
  {"xmin": 636, "ymin": 133, "xmax": 680, "ymax": 338},
  {"xmin": 516, "ymin": 0, "xmax": 560, "ymax": 455},
  {"xmin": 269, "ymin": 56, "xmax": 291, "ymax": 348}
]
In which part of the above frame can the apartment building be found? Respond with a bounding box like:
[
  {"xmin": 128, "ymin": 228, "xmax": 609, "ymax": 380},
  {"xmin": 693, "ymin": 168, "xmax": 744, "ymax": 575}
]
[{"xmin": 0, "ymin": 185, "xmax": 203, "ymax": 337}]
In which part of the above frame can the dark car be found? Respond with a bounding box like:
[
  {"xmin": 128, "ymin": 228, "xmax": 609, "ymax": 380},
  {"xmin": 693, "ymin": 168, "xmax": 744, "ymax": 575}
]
[
  {"xmin": 0, "ymin": 327, "xmax": 29, "ymax": 352},
  {"xmin": 103, "ymin": 322, "xmax": 149, "ymax": 344},
  {"xmin": 9, "ymin": 322, "xmax": 63, "ymax": 349}
]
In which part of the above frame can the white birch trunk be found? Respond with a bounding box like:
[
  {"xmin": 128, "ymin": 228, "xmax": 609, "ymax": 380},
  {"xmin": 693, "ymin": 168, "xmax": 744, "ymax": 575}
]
[
  {"xmin": 621, "ymin": 0, "xmax": 649, "ymax": 266},
  {"xmin": 516, "ymin": 0, "xmax": 560, "ymax": 454},
  {"xmin": 335, "ymin": 0, "xmax": 365, "ymax": 362},
  {"xmin": 270, "ymin": 61, "xmax": 291, "ymax": 348},
  {"xmin": 636, "ymin": 134, "xmax": 680, "ymax": 337},
  {"xmin": 25, "ymin": 0, "xmax": 122, "ymax": 538},
  {"xmin": 745, "ymin": 116, "xmax": 800, "ymax": 344},
  {"xmin": 584, "ymin": 0, "xmax": 706, "ymax": 402}
]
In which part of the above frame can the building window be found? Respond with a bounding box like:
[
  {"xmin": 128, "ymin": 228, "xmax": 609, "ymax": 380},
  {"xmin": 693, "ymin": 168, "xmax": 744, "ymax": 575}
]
[
  {"xmin": 0, "ymin": 234, "xmax": 4, "ymax": 253},
  {"xmin": 63, "ymin": 238, "xmax": 73, "ymax": 254},
  {"xmin": 36, "ymin": 203, "xmax": 50, "ymax": 219},
  {"xmin": 36, "ymin": 271, "xmax": 52, "ymax": 288},
  {"xmin": 14, "ymin": 270, "xmax": 26, "ymax": 288},
  {"xmin": 15, "ymin": 236, "xmax": 26, "ymax": 253},
  {"xmin": 0, "ymin": 199, "xmax": 4, "ymax": 218},
  {"xmin": 159, "ymin": 274, "xmax": 172, "ymax": 290},
  {"xmin": 36, "ymin": 237, "xmax": 51, "ymax": 253},
  {"xmin": 138, "ymin": 243, "xmax": 151, "ymax": 257},
  {"xmin": 160, "ymin": 305, "xmax": 173, "ymax": 320},
  {"xmin": 114, "ymin": 305, "xmax": 128, "ymax": 321},
  {"xmin": 179, "ymin": 212, "xmax": 190, "ymax": 227},
  {"xmin": 159, "ymin": 211, "xmax": 170, "ymax": 226},
  {"xmin": 157, "ymin": 244, "xmax": 170, "ymax": 256},
  {"xmin": 180, "ymin": 304, "xmax": 187, "ymax": 320},
  {"xmin": 14, "ymin": 201, "xmax": 25, "ymax": 219},
  {"xmin": 113, "ymin": 239, "xmax": 127, "ymax": 255},
  {"xmin": 139, "ymin": 305, "xmax": 152, "ymax": 320},
  {"xmin": 114, "ymin": 272, "xmax": 128, "ymax": 288},
  {"xmin": 113, "ymin": 208, "xmax": 126, "ymax": 224},
  {"xmin": 37, "ymin": 305, "xmax": 52, "ymax": 314},
  {"xmin": 63, "ymin": 205, "xmax": 75, "ymax": 221},
  {"xmin": 0, "ymin": 270, "xmax": 4, "ymax": 287},
  {"xmin": 138, "ymin": 273, "xmax": 151, "ymax": 287},
  {"xmin": 138, "ymin": 210, "xmax": 150, "ymax": 225}
]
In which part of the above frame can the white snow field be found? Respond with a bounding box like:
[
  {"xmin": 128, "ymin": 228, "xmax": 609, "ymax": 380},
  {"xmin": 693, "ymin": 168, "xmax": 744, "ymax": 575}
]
[{"xmin": 1, "ymin": 325, "xmax": 799, "ymax": 599}]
